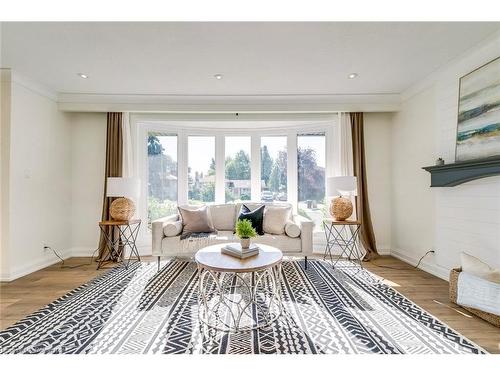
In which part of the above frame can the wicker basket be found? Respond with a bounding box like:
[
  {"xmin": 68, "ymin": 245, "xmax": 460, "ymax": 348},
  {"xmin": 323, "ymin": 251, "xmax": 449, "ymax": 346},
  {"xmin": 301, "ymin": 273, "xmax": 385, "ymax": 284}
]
[{"xmin": 449, "ymin": 268, "xmax": 500, "ymax": 327}]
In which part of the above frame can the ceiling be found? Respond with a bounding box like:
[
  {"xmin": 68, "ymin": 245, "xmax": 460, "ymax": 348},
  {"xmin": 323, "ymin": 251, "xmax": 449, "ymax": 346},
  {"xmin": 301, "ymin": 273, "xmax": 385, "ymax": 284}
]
[{"xmin": 1, "ymin": 22, "xmax": 499, "ymax": 96}]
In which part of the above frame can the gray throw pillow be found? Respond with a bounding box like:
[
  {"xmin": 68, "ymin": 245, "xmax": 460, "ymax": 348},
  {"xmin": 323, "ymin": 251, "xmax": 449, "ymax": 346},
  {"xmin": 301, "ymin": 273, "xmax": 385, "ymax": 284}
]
[{"xmin": 178, "ymin": 206, "xmax": 214, "ymax": 234}]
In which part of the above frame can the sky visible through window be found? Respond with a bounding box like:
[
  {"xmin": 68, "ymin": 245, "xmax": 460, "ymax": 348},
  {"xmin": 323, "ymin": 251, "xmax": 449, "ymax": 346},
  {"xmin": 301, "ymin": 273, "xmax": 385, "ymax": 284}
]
[
  {"xmin": 298, "ymin": 135, "xmax": 325, "ymax": 167},
  {"xmin": 225, "ymin": 137, "xmax": 250, "ymax": 159},
  {"xmin": 188, "ymin": 136, "xmax": 214, "ymax": 175},
  {"xmin": 158, "ymin": 137, "xmax": 177, "ymax": 161},
  {"xmin": 158, "ymin": 134, "xmax": 325, "ymax": 174}
]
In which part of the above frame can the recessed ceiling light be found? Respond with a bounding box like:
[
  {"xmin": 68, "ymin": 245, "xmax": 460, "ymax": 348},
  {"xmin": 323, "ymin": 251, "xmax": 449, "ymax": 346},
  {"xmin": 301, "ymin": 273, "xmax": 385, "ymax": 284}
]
[
  {"xmin": 214, "ymin": 74, "xmax": 223, "ymax": 80},
  {"xmin": 348, "ymin": 73, "xmax": 358, "ymax": 79},
  {"xmin": 77, "ymin": 73, "xmax": 89, "ymax": 79}
]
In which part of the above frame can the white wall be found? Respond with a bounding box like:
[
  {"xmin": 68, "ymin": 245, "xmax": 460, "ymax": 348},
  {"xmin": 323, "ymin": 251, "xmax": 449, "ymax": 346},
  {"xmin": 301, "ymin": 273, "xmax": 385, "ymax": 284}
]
[
  {"xmin": 364, "ymin": 112, "xmax": 393, "ymax": 253},
  {"xmin": 390, "ymin": 87, "xmax": 437, "ymax": 269},
  {"xmin": 69, "ymin": 112, "xmax": 106, "ymax": 256},
  {"xmin": 391, "ymin": 31, "xmax": 500, "ymax": 279},
  {"xmin": 1, "ymin": 73, "xmax": 73, "ymax": 280},
  {"xmin": 0, "ymin": 69, "xmax": 11, "ymax": 279}
]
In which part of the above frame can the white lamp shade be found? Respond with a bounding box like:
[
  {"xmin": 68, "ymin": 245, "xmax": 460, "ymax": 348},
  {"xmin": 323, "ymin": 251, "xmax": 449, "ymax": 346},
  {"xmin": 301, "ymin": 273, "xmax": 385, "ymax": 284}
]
[
  {"xmin": 326, "ymin": 176, "xmax": 357, "ymax": 197},
  {"xmin": 106, "ymin": 177, "xmax": 140, "ymax": 198}
]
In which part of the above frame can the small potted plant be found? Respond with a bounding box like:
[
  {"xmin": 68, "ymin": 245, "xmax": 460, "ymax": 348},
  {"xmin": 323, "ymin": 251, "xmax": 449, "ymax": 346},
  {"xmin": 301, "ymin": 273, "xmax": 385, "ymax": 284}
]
[{"xmin": 235, "ymin": 219, "xmax": 257, "ymax": 249}]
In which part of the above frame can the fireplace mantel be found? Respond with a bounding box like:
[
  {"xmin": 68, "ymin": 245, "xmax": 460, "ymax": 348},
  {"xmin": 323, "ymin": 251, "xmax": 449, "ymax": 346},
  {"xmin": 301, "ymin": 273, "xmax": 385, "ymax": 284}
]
[{"xmin": 422, "ymin": 157, "xmax": 500, "ymax": 187}]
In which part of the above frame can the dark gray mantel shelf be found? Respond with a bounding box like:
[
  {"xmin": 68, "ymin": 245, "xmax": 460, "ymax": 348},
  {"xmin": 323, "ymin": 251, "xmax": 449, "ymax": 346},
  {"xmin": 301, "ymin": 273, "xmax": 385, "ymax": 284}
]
[{"xmin": 422, "ymin": 157, "xmax": 500, "ymax": 187}]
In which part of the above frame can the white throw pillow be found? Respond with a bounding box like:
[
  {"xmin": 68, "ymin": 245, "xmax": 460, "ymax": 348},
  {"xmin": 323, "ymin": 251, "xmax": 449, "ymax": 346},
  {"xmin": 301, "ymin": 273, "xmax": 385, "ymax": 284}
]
[
  {"xmin": 284, "ymin": 220, "xmax": 301, "ymax": 238},
  {"xmin": 461, "ymin": 252, "xmax": 500, "ymax": 284},
  {"xmin": 164, "ymin": 220, "xmax": 183, "ymax": 237},
  {"xmin": 263, "ymin": 206, "xmax": 291, "ymax": 235},
  {"xmin": 209, "ymin": 204, "xmax": 236, "ymax": 231}
]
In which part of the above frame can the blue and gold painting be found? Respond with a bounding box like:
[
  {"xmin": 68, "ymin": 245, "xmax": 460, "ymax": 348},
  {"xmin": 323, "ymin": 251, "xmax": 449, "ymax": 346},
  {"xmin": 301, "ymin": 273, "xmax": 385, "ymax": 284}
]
[{"xmin": 456, "ymin": 57, "xmax": 500, "ymax": 161}]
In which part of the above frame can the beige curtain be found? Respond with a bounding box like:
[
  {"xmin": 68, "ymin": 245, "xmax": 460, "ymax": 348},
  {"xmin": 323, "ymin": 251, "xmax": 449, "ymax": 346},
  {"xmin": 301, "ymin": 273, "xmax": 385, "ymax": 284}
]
[
  {"xmin": 122, "ymin": 112, "xmax": 133, "ymax": 178},
  {"xmin": 97, "ymin": 112, "xmax": 123, "ymax": 260},
  {"xmin": 339, "ymin": 112, "xmax": 354, "ymax": 176},
  {"xmin": 350, "ymin": 112, "xmax": 378, "ymax": 261}
]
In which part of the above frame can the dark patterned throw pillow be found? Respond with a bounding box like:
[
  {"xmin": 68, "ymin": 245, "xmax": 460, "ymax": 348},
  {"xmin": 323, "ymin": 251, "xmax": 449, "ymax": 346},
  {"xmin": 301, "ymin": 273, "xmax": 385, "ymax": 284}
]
[{"xmin": 237, "ymin": 204, "xmax": 265, "ymax": 235}]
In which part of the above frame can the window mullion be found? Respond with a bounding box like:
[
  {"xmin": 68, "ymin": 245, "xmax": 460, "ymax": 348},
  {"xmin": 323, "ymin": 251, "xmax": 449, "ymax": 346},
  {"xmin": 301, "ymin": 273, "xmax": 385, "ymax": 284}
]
[
  {"xmin": 215, "ymin": 134, "xmax": 225, "ymax": 203},
  {"xmin": 287, "ymin": 131, "xmax": 298, "ymax": 214},
  {"xmin": 177, "ymin": 130, "xmax": 188, "ymax": 206},
  {"xmin": 251, "ymin": 135, "xmax": 261, "ymax": 202}
]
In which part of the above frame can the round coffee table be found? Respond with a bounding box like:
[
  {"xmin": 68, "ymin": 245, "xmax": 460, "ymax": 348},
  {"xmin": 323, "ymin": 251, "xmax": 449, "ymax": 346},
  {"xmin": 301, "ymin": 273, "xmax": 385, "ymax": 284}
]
[{"xmin": 195, "ymin": 243, "xmax": 283, "ymax": 332}]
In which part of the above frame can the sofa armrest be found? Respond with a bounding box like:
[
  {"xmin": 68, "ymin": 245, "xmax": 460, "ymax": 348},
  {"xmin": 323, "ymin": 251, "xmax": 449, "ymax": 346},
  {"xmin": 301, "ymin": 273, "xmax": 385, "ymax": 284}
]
[
  {"xmin": 152, "ymin": 214, "xmax": 180, "ymax": 254},
  {"xmin": 293, "ymin": 214, "xmax": 314, "ymax": 255}
]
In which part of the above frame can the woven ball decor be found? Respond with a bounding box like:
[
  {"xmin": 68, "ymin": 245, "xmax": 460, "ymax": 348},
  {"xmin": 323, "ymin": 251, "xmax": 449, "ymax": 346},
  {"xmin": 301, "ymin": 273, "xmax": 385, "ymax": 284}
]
[
  {"xmin": 330, "ymin": 197, "xmax": 353, "ymax": 221},
  {"xmin": 110, "ymin": 197, "xmax": 136, "ymax": 221}
]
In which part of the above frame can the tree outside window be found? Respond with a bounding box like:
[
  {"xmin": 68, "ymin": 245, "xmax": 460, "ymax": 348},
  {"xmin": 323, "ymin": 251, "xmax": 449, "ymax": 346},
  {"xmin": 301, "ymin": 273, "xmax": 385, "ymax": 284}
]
[{"xmin": 147, "ymin": 133, "xmax": 178, "ymax": 226}]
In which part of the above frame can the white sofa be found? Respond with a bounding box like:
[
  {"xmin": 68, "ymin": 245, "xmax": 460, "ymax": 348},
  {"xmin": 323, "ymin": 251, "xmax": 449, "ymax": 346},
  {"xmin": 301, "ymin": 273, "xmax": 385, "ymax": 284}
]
[{"xmin": 152, "ymin": 202, "xmax": 313, "ymax": 269}]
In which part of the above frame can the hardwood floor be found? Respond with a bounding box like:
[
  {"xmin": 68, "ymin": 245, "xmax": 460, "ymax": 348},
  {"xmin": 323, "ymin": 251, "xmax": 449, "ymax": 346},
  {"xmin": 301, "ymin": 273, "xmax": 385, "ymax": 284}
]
[{"xmin": 1, "ymin": 255, "xmax": 499, "ymax": 353}]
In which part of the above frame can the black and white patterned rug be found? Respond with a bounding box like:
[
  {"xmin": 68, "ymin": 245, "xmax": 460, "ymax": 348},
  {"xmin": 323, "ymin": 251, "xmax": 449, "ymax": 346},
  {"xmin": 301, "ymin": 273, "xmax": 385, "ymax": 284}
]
[{"xmin": 0, "ymin": 259, "xmax": 486, "ymax": 354}]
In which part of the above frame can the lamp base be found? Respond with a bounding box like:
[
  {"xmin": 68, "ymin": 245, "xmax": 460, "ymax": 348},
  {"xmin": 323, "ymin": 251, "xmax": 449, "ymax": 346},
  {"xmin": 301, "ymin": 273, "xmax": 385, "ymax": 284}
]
[
  {"xmin": 330, "ymin": 196, "xmax": 353, "ymax": 221},
  {"xmin": 110, "ymin": 197, "xmax": 136, "ymax": 221}
]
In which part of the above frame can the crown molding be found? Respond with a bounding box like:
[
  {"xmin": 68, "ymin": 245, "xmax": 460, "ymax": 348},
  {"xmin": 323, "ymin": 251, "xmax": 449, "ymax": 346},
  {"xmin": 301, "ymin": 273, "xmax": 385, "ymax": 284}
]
[
  {"xmin": 57, "ymin": 93, "xmax": 400, "ymax": 113},
  {"xmin": 10, "ymin": 70, "xmax": 58, "ymax": 102}
]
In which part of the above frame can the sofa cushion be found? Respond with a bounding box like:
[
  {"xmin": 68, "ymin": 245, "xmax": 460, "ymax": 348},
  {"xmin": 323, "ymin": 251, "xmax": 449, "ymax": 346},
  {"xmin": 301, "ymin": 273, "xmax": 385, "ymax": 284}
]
[
  {"xmin": 178, "ymin": 205, "xmax": 214, "ymax": 234},
  {"xmin": 209, "ymin": 204, "xmax": 236, "ymax": 231},
  {"xmin": 237, "ymin": 204, "xmax": 265, "ymax": 235},
  {"xmin": 263, "ymin": 206, "xmax": 291, "ymax": 235},
  {"xmin": 163, "ymin": 220, "xmax": 183, "ymax": 237},
  {"xmin": 284, "ymin": 220, "xmax": 301, "ymax": 238}
]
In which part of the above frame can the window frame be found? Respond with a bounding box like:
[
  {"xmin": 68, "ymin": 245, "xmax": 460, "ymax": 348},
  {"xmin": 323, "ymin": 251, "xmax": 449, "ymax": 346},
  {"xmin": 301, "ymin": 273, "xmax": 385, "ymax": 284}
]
[{"xmin": 134, "ymin": 116, "xmax": 336, "ymax": 239}]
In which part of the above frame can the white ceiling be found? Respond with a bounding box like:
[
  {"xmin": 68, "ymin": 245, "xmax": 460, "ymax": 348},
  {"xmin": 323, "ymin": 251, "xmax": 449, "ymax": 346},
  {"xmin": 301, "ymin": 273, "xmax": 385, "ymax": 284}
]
[{"xmin": 1, "ymin": 22, "xmax": 499, "ymax": 96}]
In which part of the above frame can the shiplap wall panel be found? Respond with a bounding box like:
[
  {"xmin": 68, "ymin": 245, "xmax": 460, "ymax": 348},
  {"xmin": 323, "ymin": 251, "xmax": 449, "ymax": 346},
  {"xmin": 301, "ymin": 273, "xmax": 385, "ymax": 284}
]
[{"xmin": 432, "ymin": 34, "xmax": 500, "ymax": 270}]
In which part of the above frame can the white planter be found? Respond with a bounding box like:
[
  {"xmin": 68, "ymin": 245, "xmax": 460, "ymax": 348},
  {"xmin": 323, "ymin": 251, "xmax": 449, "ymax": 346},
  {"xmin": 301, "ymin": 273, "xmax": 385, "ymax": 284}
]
[{"xmin": 240, "ymin": 238, "xmax": 251, "ymax": 249}]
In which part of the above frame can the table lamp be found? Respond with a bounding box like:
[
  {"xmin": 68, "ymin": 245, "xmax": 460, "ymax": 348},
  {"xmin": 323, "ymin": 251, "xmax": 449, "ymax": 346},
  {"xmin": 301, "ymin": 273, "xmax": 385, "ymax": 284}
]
[
  {"xmin": 107, "ymin": 177, "xmax": 140, "ymax": 221},
  {"xmin": 326, "ymin": 176, "xmax": 357, "ymax": 221}
]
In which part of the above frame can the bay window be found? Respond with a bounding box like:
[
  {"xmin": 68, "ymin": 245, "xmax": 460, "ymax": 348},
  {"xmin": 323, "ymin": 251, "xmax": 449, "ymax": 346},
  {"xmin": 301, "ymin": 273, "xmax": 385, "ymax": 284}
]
[{"xmin": 138, "ymin": 118, "xmax": 334, "ymax": 236}]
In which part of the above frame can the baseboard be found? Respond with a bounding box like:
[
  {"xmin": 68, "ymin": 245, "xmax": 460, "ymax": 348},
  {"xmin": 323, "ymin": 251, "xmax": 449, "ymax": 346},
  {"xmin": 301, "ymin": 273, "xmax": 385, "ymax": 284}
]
[
  {"xmin": 0, "ymin": 249, "xmax": 72, "ymax": 282},
  {"xmin": 2, "ymin": 244, "xmax": 152, "ymax": 281},
  {"xmin": 70, "ymin": 246, "xmax": 99, "ymax": 257},
  {"xmin": 376, "ymin": 247, "xmax": 391, "ymax": 256},
  {"xmin": 390, "ymin": 249, "xmax": 450, "ymax": 281},
  {"xmin": 312, "ymin": 246, "xmax": 391, "ymax": 256},
  {"xmin": 70, "ymin": 245, "xmax": 151, "ymax": 257},
  {"xmin": 137, "ymin": 245, "xmax": 152, "ymax": 256}
]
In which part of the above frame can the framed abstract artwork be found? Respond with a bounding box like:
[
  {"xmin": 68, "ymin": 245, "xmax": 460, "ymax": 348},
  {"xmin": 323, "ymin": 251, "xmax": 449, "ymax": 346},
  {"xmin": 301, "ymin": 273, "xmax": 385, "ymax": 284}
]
[{"xmin": 455, "ymin": 56, "xmax": 500, "ymax": 162}]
